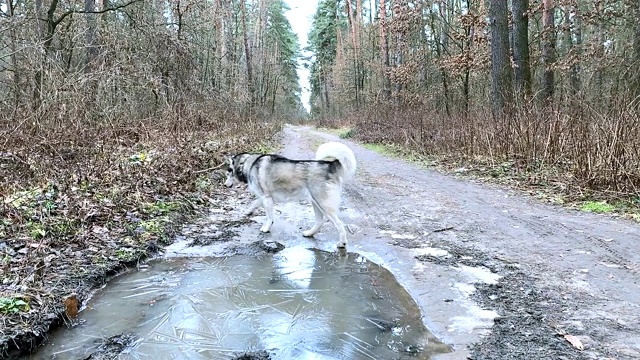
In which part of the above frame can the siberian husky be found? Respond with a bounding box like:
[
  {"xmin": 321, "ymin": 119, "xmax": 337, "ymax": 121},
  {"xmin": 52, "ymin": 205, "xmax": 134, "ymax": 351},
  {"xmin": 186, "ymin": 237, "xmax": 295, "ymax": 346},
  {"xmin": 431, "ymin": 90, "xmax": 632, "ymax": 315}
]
[{"xmin": 225, "ymin": 142, "xmax": 357, "ymax": 248}]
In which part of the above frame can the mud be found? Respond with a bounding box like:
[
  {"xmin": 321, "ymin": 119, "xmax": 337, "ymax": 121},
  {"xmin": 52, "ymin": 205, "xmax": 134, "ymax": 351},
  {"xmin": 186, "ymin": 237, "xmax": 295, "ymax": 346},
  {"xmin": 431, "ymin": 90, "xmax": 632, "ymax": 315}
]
[
  {"xmin": 82, "ymin": 333, "xmax": 136, "ymax": 360},
  {"xmin": 186, "ymin": 218, "xmax": 254, "ymax": 246},
  {"xmin": 273, "ymin": 126, "xmax": 640, "ymax": 359},
  {"xmin": 471, "ymin": 272, "xmax": 588, "ymax": 360},
  {"xmin": 232, "ymin": 351, "xmax": 271, "ymax": 360}
]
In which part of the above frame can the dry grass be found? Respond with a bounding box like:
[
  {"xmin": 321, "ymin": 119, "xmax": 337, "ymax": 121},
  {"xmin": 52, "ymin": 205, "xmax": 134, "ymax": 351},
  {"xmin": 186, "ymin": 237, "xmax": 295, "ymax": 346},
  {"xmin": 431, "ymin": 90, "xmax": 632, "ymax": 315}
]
[
  {"xmin": 318, "ymin": 104, "xmax": 640, "ymax": 216},
  {"xmin": 0, "ymin": 103, "xmax": 281, "ymax": 356}
]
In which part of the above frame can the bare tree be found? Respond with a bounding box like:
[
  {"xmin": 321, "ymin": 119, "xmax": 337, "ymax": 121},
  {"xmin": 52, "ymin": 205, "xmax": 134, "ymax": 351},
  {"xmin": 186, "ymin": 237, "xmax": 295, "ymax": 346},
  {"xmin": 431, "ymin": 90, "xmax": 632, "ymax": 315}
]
[
  {"xmin": 240, "ymin": 0, "xmax": 256, "ymax": 107},
  {"xmin": 84, "ymin": 0, "xmax": 98, "ymax": 71},
  {"xmin": 541, "ymin": 0, "xmax": 556, "ymax": 102},
  {"xmin": 5, "ymin": 0, "xmax": 21, "ymax": 108},
  {"xmin": 379, "ymin": 0, "xmax": 391, "ymax": 100},
  {"xmin": 512, "ymin": 0, "xmax": 532, "ymax": 101},
  {"xmin": 633, "ymin": 0, "xmax": 640, "ymax": 102},
  {"xmin": 489, "ymin": 0, "xmax": 513, "ymax": 115},
  {"xmin": 346, "ymin": 0, "xmax": 361, "ymax": 107}
]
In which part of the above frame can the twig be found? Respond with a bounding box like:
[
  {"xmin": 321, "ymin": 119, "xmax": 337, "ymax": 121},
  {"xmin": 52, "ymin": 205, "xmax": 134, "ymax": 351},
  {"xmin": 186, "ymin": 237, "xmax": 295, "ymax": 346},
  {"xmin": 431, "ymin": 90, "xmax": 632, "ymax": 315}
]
[
  {"xmin": 46, "ymin": 0, "xmax": 143, "ymax": 28},
  {"xmin": 433, "ymin": 226, "xmax": 454, "ymax": 233},
  {"xmin": 193, "ymin": 163, "xmax": 225, "ymax": 174},
  {"xmin": 0, "ymin": 152, "xmax": 29, "ymax": 166}
]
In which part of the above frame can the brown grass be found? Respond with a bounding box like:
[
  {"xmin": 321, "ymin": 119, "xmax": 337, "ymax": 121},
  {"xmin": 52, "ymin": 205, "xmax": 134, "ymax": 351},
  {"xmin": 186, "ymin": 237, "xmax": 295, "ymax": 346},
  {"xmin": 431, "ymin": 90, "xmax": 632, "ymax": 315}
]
[
  {"xmin": 0, "ymin": 102, "xmax": 281, "ymax": 356},
  {"xmin": 319, "ymin": 104, "xmax": 640, "ymax": 207}
]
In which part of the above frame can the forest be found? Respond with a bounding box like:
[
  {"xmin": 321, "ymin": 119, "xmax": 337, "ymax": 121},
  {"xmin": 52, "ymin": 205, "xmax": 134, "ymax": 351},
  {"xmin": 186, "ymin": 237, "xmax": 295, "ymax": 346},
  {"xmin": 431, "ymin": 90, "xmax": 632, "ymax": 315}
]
[
  {"xmin": 0, "ymin": 0, "xmax": 639, "ymax": 357},
  {"xmin": 308, "ymin": 0, "xmax": 640, "ymax": 201}
]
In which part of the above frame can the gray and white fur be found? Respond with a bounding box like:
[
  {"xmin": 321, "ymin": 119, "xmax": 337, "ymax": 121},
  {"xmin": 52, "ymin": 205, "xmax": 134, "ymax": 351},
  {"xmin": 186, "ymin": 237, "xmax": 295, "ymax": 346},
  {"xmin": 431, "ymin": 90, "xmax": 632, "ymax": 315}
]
[{"xmin": 225, "ymin": 142, "xmax": 357, "ymax": 248}]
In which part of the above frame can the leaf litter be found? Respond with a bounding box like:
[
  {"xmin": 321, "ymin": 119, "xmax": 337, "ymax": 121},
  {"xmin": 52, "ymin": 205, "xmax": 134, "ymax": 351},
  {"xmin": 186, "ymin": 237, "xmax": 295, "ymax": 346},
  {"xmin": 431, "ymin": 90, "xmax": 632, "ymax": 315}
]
[{"xmin": 0, "ymin": 122, "xmax": 281, "ymax": 358}]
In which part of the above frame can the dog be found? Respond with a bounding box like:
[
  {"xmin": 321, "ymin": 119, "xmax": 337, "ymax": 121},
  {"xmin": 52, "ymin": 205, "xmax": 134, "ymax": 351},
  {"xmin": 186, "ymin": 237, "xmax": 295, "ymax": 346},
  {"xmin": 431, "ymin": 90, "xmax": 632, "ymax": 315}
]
[{"xmin": 224, "ymin": 142, "xmax": 357, "ymax": 248}]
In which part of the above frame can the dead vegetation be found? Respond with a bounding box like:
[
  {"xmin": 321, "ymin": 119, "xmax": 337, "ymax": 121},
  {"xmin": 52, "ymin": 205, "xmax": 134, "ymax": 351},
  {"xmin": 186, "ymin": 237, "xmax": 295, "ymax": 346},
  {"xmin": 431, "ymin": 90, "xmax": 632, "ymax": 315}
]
[
  {"xmin": 319, "ymin": 104, "xmax": 640, "ymax": 218},
  {"xmin": 0, "ymin": 108, "xmax": 281, "ymax": 356},
  {"xmin": 306, "ymin": 0, "xmax": 640, "ymax": 218}
]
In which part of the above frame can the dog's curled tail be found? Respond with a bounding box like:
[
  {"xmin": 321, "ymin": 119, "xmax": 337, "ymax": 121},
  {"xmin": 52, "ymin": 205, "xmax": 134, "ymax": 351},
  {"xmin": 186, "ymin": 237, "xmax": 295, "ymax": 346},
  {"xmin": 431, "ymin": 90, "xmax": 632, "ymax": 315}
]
[{"xmin": 315, "ymin": 142, "xmax": 357, "ymax": 181}]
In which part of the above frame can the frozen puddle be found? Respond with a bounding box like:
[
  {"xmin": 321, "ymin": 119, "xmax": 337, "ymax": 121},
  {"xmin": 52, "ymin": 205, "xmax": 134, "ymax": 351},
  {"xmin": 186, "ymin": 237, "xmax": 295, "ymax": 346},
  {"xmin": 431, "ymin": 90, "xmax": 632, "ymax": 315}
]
[{"xmin": 33, "ymin": 247, "xmax": 450, "ymax": 359}]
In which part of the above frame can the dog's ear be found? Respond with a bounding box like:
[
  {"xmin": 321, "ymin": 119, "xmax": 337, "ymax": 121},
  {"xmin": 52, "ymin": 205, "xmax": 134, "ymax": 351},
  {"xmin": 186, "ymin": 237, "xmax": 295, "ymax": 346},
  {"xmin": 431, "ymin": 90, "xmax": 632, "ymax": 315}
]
[{"xmin": 221, "ymin": 152, "xmax": 234, "ymax": 163}]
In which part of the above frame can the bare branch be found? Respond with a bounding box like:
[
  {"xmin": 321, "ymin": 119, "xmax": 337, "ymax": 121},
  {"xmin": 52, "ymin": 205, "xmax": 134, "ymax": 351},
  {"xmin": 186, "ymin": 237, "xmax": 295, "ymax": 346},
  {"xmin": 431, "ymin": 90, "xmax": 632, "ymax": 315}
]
[{"xmin": 52, "ymin": 0, "xmax": 142, "ymax": 28}]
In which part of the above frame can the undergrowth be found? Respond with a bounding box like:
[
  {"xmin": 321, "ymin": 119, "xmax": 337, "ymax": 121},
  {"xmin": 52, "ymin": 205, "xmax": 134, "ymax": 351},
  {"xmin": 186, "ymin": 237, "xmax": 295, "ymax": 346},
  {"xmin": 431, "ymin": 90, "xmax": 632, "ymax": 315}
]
[
  {"xmin": 316, "ymin": 105, "xmax": 640, "ymax": 220},
  {"xmin": 0, "ymin": 105, "xmax": 282, "ymax": 356}
]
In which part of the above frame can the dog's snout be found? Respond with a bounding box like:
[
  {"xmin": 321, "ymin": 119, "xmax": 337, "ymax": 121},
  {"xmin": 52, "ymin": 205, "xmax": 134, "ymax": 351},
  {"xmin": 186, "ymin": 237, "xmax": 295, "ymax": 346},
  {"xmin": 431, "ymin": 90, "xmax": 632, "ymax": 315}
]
[{"xmin": 224, "ymin": 175, "xmax": 234, "ymax": 188}]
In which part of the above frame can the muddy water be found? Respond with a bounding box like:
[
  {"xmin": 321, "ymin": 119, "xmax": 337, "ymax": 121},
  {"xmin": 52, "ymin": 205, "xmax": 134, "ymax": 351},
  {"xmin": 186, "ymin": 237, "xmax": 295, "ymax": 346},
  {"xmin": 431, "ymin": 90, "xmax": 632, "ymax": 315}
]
[{"xmin": 32, "ymin": 247, "xmax": 449, "ymax": 359}]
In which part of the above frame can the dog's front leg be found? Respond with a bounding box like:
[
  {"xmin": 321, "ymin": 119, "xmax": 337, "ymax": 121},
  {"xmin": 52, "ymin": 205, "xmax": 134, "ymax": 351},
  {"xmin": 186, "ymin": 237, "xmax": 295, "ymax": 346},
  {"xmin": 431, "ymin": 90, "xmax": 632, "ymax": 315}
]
[
  {"xmin": 260, "ymin": 196, "xmax": 275, "ymax": 233},
  {"xmin": 244, "ymin": 198, "xmax": 263, "ymax": 217}
]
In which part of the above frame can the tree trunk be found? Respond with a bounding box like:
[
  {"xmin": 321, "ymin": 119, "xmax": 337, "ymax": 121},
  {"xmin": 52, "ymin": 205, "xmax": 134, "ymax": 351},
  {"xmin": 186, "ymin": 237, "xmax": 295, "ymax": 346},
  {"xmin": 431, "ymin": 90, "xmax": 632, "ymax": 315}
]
[
  {"xmin": 346, "ymin": 0, "xmax": 360, "ymax": 108},
  {"xmin": 256, "ymin": 0, "xmax": 267, "ymax": 107},
  {"xmin": 594, "ymin": 3, "xmax": 604, "ymax": 100},
  {"xmin": 271, "ymin": 75, "xmax": 279, "ymax": 115},
  {"xmin": 240, "ymin": 0, "xmax": 255, "ymax": 107},
  {"xmin": 33, "ymin": 0, "xmax": 44, "ymax": 108},
  {"xmin": 85, "ymin": 0, "xmax": 98, "ymax": 71},
  {"xmin": 35, "ymin": 0, "xmax": 45, "ymax": 37},
  {"xmin": 379, "ymin": 0, "xmax": 391, "ymax": 100},
  {"xmin": 541, "ymin": 0, "xmax": 555, "ymax": 102},
  {"xmin": 323, "ymin": 70, "xmax": 331, "ymax": 112},
  {"xmin": 632, "ymin": 0, "xmax": 640, "ymax": 102},
  {"xmin": 461, "ymin": 0, "xmax": 473, "ymax": 114},
  {"xmin": 512, "ymin": 0, "xmax": 532, "ymax": 101},
  {"xmin": 489, "ymin": 0, "xmax": 513, "ymax": 116},
  {"xmin": 175, "ymin": 0, "xmax": 184, "ymax": 40},
  {"xmin": 33, "ymin": 0, "xmax": 62, "ymax": 109},
  {"xmin": 569, "ymin": 6, "xmax": 582, "ymax": 96},
  {"xmin": 562, "ymin": 7, "xmax": 576, "ymax": 98},
  {"xmin": 6, "ymin": 0, "xmax": 21, "ymax": 109},
  {"xmin": 356, "ymin": 0, "xmax": 365, "ymax": 105},
  {"xmin": 215, "ymin": 0, "xmax": 226, "ymax": 92},
  {"xmin": 435, "ymin": 1, "xmax": 450, "ymax": 115}
]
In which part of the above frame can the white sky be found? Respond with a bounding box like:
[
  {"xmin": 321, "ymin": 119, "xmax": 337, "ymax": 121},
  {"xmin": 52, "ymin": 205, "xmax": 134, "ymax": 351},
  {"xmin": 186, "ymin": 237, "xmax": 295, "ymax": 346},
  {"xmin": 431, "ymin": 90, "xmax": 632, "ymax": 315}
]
[{"xmin": 283, "ymin": 0, "xmax": 318, "ymax": 113}]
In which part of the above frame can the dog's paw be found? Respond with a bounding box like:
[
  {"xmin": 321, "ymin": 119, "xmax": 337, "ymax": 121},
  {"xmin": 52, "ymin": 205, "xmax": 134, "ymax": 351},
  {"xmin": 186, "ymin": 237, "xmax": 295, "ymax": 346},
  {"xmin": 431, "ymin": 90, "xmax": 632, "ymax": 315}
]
[{"xmin": 302, "ymin": 230, "xmax": 316, "ymax": 237}]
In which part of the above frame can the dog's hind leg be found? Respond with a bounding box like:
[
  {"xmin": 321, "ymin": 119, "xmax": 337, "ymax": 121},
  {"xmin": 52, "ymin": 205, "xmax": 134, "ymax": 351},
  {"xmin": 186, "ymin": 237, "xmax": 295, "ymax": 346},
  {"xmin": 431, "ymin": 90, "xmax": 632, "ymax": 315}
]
[
  {"xmin": 302, "ymin": 202, "xmax": 325, "ymax": 237},
  {"xmin": 324, "ymin": 209, "xmax": 348, "ymax": 248},
  {"xmin": 244, "ymin": 198, "xmax": 263, "ymax": 217},
  {"xmin": 318, "ymin": 202, "xmax": 347, "ymax": 248},
  {"xmin": 260, "ymin": 196, "xmax": 275, "ymax": 233}
]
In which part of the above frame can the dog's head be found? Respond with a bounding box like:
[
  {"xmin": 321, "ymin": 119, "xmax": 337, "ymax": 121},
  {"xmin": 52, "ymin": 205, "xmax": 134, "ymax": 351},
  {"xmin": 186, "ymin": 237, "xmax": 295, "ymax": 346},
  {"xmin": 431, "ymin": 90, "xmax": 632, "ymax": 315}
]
[{"xmin": 224, "ymin": 154, "xmax": 249, "ymax": 188}]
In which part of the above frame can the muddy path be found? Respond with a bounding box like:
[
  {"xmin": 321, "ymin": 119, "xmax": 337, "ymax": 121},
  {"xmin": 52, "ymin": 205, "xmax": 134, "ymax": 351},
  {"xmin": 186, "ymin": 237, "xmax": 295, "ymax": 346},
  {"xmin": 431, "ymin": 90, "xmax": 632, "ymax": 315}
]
[
  {"xmin": 260, "ymin": 125, "xmax": 640, "ymax": 359},
  {"xmin": 30, "ymin": 124, "xmax": 639, "ymax": 360}
]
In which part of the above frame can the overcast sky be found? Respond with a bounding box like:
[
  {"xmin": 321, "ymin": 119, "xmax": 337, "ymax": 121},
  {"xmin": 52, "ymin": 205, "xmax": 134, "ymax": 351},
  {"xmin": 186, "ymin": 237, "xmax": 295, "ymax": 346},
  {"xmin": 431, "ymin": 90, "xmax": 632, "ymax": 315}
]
[{"xmin": 283, "ymin": 0, "xmax": 318, "ymax": 113}]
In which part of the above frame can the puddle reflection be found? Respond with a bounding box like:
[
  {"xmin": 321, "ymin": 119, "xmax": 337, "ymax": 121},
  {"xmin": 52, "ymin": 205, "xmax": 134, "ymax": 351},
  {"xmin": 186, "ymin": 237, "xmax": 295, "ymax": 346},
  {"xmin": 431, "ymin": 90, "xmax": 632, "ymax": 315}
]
[{"xmin": 31, "ymin": 247, "xmax": 449, "ymax": 359}]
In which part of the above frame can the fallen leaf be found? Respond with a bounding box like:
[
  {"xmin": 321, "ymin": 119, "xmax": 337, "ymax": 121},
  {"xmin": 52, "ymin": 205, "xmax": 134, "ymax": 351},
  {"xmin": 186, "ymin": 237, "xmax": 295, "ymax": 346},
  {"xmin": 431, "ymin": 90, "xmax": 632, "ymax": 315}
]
[
  {"xmin": 63, "ymin": 294, "xmax": 79, "ymax": 318},
  {"xmin": 563, "ymin": 334, "xmax": 584, "ymax": 350}
]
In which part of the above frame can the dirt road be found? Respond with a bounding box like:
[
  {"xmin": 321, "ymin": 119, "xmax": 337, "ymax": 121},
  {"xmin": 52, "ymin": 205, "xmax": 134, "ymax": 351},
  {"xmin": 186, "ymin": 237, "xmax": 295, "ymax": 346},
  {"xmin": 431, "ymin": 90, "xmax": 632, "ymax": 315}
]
[{"xmin": 251, "ymin": 125, "xmax": 639, "ymax": 359}]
